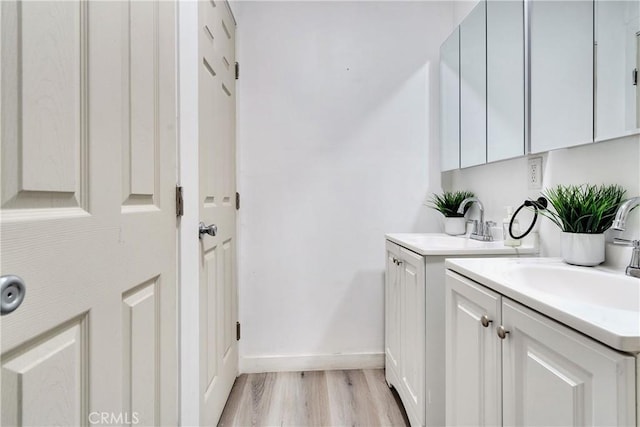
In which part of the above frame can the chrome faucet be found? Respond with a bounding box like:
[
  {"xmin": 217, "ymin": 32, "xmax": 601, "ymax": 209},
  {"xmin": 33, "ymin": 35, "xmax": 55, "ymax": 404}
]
[
  {"xmin": 457, "ymin": 197, "xmax": 494, "ymax": 241},
  {"xmin": 612, "ymin": 197, "xmax": 640, "ymax": 278}
]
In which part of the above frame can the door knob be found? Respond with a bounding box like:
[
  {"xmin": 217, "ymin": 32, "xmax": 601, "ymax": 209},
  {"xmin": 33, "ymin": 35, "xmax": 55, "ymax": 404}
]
[
  {"xmin": 199, "ymin": 222, "xmax": 217, "ymax": 238},
  {"xmin": 1, "ymin": 275, "xmax": 26, "ymax": 315}
]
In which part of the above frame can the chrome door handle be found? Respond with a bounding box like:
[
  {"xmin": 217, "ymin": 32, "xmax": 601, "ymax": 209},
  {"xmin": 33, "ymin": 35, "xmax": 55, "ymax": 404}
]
[
  {"xmin": 1, "ymin": 275, "xmax": 26, "ymax": 315},
  {"xmin": 199, "ymin": 222, "xmax": 217, "ymax": 238}
]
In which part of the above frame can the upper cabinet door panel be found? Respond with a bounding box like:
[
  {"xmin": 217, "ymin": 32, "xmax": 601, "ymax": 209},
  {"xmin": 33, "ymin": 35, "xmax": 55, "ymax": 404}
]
[
  {"xmin": 460, "ymin": 1, "xmax": 487, "ymax": 168},
  {"xmin": 440, "ymin": 28, "xmax": 460, "ymax": 172},
  {"xmin": 530, "ymin": 0, "xmax": 594, "ymax": 153},
  {"xmin": 595, "ymin": 0, "xmax": 640, "ymax": 140},
  {"xmin": 487, "ymin": 0, "xmax": 525, "ymax": 162}
]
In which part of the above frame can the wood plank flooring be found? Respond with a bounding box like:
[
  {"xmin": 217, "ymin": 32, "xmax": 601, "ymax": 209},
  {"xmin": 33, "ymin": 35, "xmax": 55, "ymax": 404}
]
[{"xmin": 217, "ymin": 369, "xmax": 410, "ymax": 427}]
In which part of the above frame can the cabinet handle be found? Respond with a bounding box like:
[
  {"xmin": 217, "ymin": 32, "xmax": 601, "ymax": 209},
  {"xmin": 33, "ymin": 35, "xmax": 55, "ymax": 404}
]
[
  {"xmin": 497, "ymin": 325, "xmax": 510, "ymax": 339},
  {"xmin": 480, "ymin": 315, "xmax": 492, "ymax": 328}
]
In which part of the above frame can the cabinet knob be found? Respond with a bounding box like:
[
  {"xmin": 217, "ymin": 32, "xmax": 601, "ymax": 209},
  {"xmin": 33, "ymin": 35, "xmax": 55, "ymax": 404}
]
[
  {"xmin": 480, "ymin": 315, "xmax": 492, "ymax": 328},
  {"xmin": 497, "ymin": 325, "xmax": 510, "ymax": 339}
]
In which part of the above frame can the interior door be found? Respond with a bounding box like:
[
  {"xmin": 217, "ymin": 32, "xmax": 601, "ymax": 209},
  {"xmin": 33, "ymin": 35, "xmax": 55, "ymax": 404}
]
[
  {"xmin": 1, "ymin": 1, "xmax": 177, "ymax": 425},
  {"xmin": 198, "ymin": 1, "xmax": 238, "ymax": 424}
]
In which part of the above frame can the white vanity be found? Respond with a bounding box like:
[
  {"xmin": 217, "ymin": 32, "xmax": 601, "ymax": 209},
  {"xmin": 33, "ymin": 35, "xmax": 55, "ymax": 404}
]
[
  {"xmin": 445, "ymin": 258, "xmax": 639, "ymax": 426},
  {"xmin": 384, "ymin": 234, "xmax": 538, "ymax": 427}
]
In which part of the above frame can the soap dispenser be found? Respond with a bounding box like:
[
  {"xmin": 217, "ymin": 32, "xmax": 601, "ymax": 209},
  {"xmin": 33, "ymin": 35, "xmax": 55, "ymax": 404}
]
[{"xmin": 503, "ymin": 206, "xmax": 521, "ymax": 247}]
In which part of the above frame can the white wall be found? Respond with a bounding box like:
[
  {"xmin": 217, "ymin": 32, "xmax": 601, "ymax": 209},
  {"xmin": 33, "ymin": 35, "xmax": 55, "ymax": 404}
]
[
  {"xmin": 235, "ymin": 1, "xmax": 454, "ymax": 371},
  {"xmin": 443, "ymin": 135, "xmax": 640, "ymax": 261}
]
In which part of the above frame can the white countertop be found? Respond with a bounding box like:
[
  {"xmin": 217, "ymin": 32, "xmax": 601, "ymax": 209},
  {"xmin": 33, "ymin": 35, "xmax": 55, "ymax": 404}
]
[
  {"xmin": 386, "ymin": 233, "xmax": 539, "ymax": 256},
  {"xmin": 445, "ymin": 257, "xmax": 640, "ymax": 353}
]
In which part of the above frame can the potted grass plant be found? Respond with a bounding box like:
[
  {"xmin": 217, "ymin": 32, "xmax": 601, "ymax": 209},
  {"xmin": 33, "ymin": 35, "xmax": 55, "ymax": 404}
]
[
  {"xmin": 428, "ymin": 191, "xmax": 475, "ymax": 235},
  {"xmin": 537, "ymin": 184, "xmax": 626, "ymax": 266}
]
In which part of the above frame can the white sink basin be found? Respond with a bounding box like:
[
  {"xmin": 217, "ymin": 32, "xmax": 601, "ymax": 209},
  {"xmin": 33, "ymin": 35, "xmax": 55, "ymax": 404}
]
[
  {"xmin": 445, "ymin": 257, "xmax": 640, "ymax": 352},
  {"xmin": 503, "ymin": 262, "xmax": 640, "ymax": 313}
]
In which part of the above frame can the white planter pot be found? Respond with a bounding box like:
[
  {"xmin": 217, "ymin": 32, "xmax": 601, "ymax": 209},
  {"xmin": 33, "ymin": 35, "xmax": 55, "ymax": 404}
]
[
  {"xmin": 561, "ymin": 232, "xmax": 605, "ymax": 266},
  {"xmin": 444, "ymin": 217, "xmax": 466, "ymax": 236}
]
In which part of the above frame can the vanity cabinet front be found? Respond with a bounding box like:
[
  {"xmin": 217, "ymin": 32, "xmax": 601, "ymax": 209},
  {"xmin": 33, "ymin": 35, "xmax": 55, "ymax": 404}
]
[
  {"xmin": 445, "ymin": 270, "xmax": 636, "ymax": 427},
  {"xmin": 385, "ymin": 241, "xmax": 426, "ymax": 427}
]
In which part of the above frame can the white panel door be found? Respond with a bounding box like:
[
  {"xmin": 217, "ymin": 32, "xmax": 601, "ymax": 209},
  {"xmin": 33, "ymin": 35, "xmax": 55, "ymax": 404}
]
[
  {"xmin": 198, "ymin": 1, "xmax": 238, "ymax": 425},
  {"xmin": 399, "ymin": 248, "xmax": 425, "ymax": 427},
  {"xmin": 502, "ymin": 299, "xmax": 636, "ymax": 427},
  {"xmin": 445, "ymin": 271, "xmax": 502, "ymax": 427},
  {"xmin": 1, "ymin": 1, "xmax": 177, "ymax": 425}
]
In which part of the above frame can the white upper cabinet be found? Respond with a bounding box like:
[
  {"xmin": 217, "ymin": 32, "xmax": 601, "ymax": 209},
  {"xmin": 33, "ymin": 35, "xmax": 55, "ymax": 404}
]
[
  {"xmin": 530, "ymin": 0, "xmax": 594, "ymax": 153},
  {"xmin": 595, "ymin": 0, "xmax": 640, "ymax": 140},
  {"xmin": 487, "ymin": 0, "xmax": 525, "ymax": 162},
  {"xmin": 440, "ymin": 28, "xmax": 460, "ymax": 172},
  {"xmin": 440, "ymin": 0, "xmax": 635, "ymax": 169},
  {"xmin": 460, "ymin": 1, "xmax": 487, "ymax": 168}
]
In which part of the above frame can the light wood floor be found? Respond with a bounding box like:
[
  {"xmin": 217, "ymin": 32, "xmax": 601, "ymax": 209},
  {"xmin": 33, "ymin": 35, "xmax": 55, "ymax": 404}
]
[{"xmin": 217, "ymin": 369, "xmax": 410, "ymax": 427}]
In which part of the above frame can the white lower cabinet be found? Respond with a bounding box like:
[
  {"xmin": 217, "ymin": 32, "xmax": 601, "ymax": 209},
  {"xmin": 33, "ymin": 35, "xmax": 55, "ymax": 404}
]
[
  {"xmin": 446, "ymin": 270, "xmax": 637, "ymax": 427},
  {"xmin": 386, "ymin": 241, "xmax": 425, "ymax": 426},
  {"xmin": 445, "ymin": 270, "xmax": 501, "ymax": 426}
]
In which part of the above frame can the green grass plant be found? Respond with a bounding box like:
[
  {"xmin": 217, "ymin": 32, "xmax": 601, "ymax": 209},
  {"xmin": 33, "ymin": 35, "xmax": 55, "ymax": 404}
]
[
  {"xmin": 428, "ymin": 191, "xmax": 475, "ymax": 218},
  {"xmin": 538, "ymin": 184, "xmax": 626, "ymax": 234}
]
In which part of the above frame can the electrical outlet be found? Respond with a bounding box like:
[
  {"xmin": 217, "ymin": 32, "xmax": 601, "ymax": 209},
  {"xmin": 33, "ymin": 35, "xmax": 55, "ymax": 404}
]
[{"xmin": 528, "ymin": 157, "xmax": 543, "ymax": 190}]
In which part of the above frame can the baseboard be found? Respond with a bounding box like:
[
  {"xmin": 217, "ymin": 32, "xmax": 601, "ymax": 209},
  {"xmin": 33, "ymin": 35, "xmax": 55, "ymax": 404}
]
[{"xmin": 239, "ymin": 352, "xmax": 385, "ymax": 374}]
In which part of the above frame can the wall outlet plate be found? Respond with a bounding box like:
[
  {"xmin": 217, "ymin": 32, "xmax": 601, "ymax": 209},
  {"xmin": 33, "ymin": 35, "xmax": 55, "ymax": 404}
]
[{"xmin": 528, "ymin": 157, "xmax": 543, "ymax": 190}]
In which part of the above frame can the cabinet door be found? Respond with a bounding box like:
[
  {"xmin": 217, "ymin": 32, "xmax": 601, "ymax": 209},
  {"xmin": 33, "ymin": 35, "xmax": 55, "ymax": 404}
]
[
  {"xmin": 595, "ymin": 0, "xmax": 640, "ymax": 140},
  {"xmin": 399, "ymin": 247, "xmax": 426, "ymax": 426},
  {"xmin": 502, "ymin": 299, "xmax": 636, "ymax": 427},
  {"xmin": 440, "ymin": 28, "xmax": 460, "ymax": 171},
  {"xmin": 385, "ymin": 242, "xmax": 402, "ymax": 378},
  {"xmin": 445, "ymin": 271, "xmax": 502, "ymax": 427},
  {"xmin": 487, "ymin": 0, "xmax": 525, "ymax": 162},
  {"xmin": 460, "ymin": 0, "xmax": 487, "ymax": 168},
  {"xmin": 530, "ymin": 0, "xmax": 593, "ymax": 152}
]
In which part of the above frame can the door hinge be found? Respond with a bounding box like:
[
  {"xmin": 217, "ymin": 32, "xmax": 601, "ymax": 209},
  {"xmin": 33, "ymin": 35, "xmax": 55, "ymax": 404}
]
[
  {"xmin": 176, "ymin": 186, "xmax": 184, "ymax": 217},
  {"xmin": 236, "ymin": 192, "xmax": 240, "ymax": 210},
  {"xmin": 235, "ymin": 61, "xmax": 239, "ymax": 80},
  {"xmin": 236, "ymin": 321, "xmax": 241, "ymax": 341},
  {"xmin": 633, "ymin": 68, "xmax": 638, "ymax": 86}
]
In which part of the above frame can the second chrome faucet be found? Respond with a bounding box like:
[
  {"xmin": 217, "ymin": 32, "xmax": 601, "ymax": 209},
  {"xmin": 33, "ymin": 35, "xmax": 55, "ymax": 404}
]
[{"xmin": 612, "ymin": 196, "xmax": 640, "ymax": 278}]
